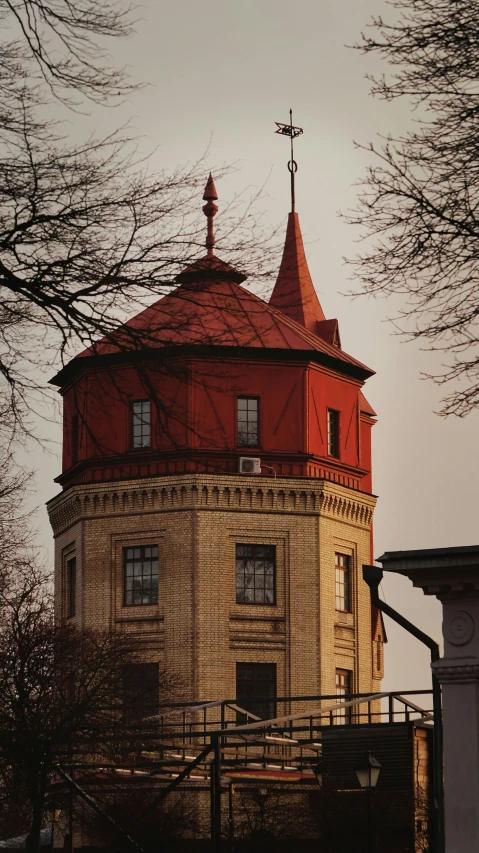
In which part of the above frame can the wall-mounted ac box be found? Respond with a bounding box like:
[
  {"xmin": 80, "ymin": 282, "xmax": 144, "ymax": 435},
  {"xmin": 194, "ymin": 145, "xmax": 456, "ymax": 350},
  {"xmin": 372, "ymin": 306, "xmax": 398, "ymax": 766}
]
[{"xmin": 238, "ymin": 457, "xmax": 261, "ymax": 474}]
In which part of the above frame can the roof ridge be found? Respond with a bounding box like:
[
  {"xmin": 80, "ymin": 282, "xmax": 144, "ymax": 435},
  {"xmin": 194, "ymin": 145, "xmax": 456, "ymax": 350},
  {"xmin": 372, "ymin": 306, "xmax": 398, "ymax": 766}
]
[{"xmin": 231, "ymin": 280, "xmax": 370, "ymax": 371}]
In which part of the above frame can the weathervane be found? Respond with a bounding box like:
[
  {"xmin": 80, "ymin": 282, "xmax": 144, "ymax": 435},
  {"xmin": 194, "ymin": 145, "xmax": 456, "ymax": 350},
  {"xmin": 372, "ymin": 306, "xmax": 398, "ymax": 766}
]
[{"xmin": 274, "ymin": 109, "xmax": 304, "ymax": 213}]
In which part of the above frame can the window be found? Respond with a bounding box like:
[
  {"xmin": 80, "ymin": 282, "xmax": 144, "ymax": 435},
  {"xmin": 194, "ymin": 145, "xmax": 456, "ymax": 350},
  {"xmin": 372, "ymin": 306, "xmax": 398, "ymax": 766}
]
[
  {"xmin": 123, "ymin": 663, "xmax": 159, "ymax": 720},
  {"xmin": 71, "ymin": 415, "xmax": 79, "ymax": 465},
  {"xmin": 377, "ymin": 637, "xmax": 383, "ymax": 672},
  {"xmin": 124, "ymin": 546, "xmax": 158, "ymax": 606},
  {"xmin": 327, "ymin": 409, "xmax": 340, "ymax": 458},
  {"xmin": 132, "ymin": 400, "xmax": 151, "ymax": 449},
  {"xmin": 335, "ymin": 553, "xmax": 351, "ymax": 612},
  {"xmin": 236, "ymin": 663, "xmax": 276, "ymax": 721},
  {"xmin": 237, "ymin": 397, "xmax": 259, "ymax": 446},
  {"xmin": 67, "ymin": 557, "xmax": 76, "ymax": 618},
  {"xmin": 335, "ymin": 669, "xmax": 352, "ymax": 724},
  {"xmin": 236, "ymin": 544, "xmax": 275, "ymax": 605}
]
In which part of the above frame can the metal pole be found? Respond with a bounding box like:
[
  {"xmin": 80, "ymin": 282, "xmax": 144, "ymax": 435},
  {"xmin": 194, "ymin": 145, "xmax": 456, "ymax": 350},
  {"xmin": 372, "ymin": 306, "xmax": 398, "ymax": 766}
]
[
  {"xmin": 431, "ymin": 673, "xmax": 444, "ymax": 852},
  {"xmin": 210, "ymin": 738, "xmax": 216, "ymax": 851},
  {"xmin": 66, "ymin": 790, "xmax": 73, "ymax": 853},
  {"xmin": 228, "ymin": 782, "xmax": 235, "ymax": 852},
  {"xmin": 367, "ymin": 786, "xmax": 373, "ymax": 853},
  {"xmin": 363, "ymin": 565, "xmax": 444, "ymax": 853},
  {"xmin": 55, "ymin": 766, "xmax": 144, "ymax": 853},
  {"xmin": 214, "ymin": 734, "xmax": 222, "ymax": 852}
]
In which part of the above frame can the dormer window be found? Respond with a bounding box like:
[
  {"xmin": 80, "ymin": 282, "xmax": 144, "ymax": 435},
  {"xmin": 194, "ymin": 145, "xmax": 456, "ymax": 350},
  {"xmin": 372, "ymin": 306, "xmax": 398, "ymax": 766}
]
[
  {"xmin": 237, "ymin": 397, "xmax": 259, "ymax": 447},
  {"xmin": 327, "ymin": 409, "xmax": 340, "ymax": 458},
  {"xmin": 132, "ymin": 401, "xmax": 150, "ymax": 449}
]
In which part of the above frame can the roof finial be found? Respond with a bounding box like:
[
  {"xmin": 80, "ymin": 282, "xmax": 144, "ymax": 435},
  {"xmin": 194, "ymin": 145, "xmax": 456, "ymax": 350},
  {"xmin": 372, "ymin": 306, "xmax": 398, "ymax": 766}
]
[
  {"xmin": 203, "ymin": 173, "xmax": 218, "ymax": 258},
  {"xmin": 274, "ymin": 109, "xmax": 304, "ymax": 213}
]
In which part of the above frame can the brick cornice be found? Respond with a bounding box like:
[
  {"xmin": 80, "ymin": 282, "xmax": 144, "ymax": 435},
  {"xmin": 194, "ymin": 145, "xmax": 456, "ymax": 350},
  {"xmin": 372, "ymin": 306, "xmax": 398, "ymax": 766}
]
[{"xmin": 47, "ymin": 473, "xmax": 376, "ymax": 537}]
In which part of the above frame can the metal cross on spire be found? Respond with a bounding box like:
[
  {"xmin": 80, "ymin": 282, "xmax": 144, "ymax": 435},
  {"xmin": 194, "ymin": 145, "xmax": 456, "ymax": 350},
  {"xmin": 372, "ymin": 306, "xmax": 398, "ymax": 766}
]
[{"xmin": 274, "ymin": 109, "xmax": 304, "ymax": 213}]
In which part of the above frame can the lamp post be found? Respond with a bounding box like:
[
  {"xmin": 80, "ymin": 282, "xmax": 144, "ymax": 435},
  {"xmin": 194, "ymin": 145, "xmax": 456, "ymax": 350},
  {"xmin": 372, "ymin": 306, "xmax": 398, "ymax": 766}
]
[{"xmin": 355, "ymin": 751, "xmax": 381, "ymax": 853}]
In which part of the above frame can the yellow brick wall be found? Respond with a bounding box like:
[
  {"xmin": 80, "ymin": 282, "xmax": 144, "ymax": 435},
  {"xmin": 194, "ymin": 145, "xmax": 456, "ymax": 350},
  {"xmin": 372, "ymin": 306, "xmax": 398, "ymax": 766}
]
[{"xmin": 48, "ymin": 474, "xmax": 378, "ymax": 706}]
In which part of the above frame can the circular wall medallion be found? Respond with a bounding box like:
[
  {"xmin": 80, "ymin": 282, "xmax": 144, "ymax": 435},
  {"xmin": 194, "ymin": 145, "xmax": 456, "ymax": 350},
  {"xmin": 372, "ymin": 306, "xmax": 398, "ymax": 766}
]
[{"xmin": 444, "ymin": 610, "xmax": 475, "ymax": 646}]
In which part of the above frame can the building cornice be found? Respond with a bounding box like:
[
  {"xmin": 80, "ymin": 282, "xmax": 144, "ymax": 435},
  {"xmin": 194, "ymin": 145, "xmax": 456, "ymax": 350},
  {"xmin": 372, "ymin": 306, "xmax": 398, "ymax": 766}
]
[
  {"xmin": 55, "ymin": 448, "xmax": 370, "ymax": 489},
  {"xmin": 47, "ymin": 473, "xmax": 376, "ymax": 537},
  {"xmin": 432, "ymin": 656, "xmax": 479, "ymax": 685},
  {"xmin": 50, "ymin": 343, "xmax": 373, "ymax": 389}
]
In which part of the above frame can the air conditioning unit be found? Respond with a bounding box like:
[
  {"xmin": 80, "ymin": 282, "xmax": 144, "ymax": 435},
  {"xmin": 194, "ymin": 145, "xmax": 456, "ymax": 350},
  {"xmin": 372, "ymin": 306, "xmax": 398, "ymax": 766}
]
[{"xmin": 239, "ymin": 457, "xmax": 261, "ymax": 474}]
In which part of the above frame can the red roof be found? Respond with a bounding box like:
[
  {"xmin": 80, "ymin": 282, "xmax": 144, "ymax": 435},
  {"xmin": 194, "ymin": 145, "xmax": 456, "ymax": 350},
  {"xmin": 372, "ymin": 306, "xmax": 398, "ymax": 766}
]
[
  {"xmin": 359, "ymin": 391, "xmax": 377, "ymax": 417},
  {"xmin": 77, "ymin": 258, "xmax": 372, "ymax": 377},
  {"xmin": 269, "ymin": 212, "xmax": 326, "ymax": 331}
]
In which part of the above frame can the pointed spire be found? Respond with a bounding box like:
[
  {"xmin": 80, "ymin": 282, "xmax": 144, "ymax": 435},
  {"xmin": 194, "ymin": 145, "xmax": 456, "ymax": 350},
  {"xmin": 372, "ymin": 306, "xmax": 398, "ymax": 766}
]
[
  {"xmin": 176, "ymin": 175, "xmax": 246, "ymax": 284},
  {"xmin": 203, "ymin": 173, "xmax": 218, "ymax": 258},
  {"xmin": 269, "ymin": 212, "xmax": 326, "ymax": 331}
]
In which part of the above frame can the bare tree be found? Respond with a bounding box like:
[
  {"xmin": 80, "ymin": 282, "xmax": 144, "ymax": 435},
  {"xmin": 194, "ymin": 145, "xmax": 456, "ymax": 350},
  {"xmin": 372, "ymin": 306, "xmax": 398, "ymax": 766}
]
[
  {"xmin": 346, "ymin": 0, "xmax": 479, "ymax": 415},
  {"xmin": 85, "ymin": 788, "xmax": 199, "ymax": 851},
  {"xmin": 0, "ymin": 452, "xmax": 33, "ymax": 576},
  {"xmin": 0, "ymin": 565, "xmax": 179, "ymax": 852},
  {"xmin": 0, "ymin": 0, "xmax": 137, "ymax": 113},
  {"xmin": 0, "ymin": 1, "xmax": 277, "ymax": 447},
  {"xmin": 0, "ymin": 127, "xmax": 274, "ymax": 438},
  {"xmin": 234, "ymin": 786, "xmax": 315, "ymax": 848}
]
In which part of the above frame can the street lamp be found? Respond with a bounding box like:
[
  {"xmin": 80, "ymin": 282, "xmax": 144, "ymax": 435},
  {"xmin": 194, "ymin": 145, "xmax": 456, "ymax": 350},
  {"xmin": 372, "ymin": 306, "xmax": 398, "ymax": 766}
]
[
  {"xmin": 355, "ymin": 751, "xmax": 381, "ymax": 853},
  {"xmin": 355, "ymin": 750, "xmax": 381, "ymax": 790}
]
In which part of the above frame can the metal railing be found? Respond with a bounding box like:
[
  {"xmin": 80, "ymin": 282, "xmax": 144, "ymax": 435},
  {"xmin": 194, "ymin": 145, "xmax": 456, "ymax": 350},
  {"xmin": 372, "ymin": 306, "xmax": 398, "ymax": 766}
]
[
  {"xmin": 155, "ymin": 688, "xmax": 433, "ymax": 746},
  {"xmin": 55, "ymin": 689, "xmax": 434, "ymax": 853}
]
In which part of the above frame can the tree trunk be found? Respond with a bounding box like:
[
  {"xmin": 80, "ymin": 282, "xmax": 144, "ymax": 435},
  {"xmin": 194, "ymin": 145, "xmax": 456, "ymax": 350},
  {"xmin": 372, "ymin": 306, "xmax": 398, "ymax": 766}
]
[{"xmin": 28, "ymin": 797, "xmax": 45, "ymax": 853}]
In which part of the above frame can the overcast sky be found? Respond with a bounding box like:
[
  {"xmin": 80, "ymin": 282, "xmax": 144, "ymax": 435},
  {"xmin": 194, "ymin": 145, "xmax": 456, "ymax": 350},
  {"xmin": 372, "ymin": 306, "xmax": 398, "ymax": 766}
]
[{"xmin": 28, "ymin": 0, "xmax": 479, "ymax": 698}]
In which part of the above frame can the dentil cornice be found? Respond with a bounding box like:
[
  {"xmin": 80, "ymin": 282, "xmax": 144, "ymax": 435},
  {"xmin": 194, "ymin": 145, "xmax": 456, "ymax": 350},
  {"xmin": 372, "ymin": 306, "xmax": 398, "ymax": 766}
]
[{"xmin": 47, "ymin": 473, "xmax": 376, "ymax": 537}]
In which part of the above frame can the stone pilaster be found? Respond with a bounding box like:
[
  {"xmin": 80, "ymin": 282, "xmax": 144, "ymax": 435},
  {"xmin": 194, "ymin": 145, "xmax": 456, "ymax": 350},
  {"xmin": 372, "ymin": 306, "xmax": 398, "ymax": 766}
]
[{"xmin": 378, "ymin": 545, "xmax": 479, "ymax": 853}]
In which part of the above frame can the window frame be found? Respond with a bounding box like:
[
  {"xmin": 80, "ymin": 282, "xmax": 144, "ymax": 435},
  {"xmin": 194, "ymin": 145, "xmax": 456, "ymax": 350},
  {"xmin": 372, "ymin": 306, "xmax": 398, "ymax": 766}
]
[
  {"xmin": 335, "ymin": 668, "xmax": 352, "ymax": 724},
  {"xmin": 67, "ymin": 556, "xmax": 76, "ymax": 618},
  {"xmin": 335, "ymin": 552, "xmax": 351, "ymax": 613},
  {"xmin": 236, "ymin": 662, "xmax": 277, "ymax": 721},
  {"xmin": 131, "ymin": 399, "xmax": 151, "ymax": 450},
  {"xmin": 236, "ymin": 396, "xmax": 260, "ymax": 448},
  {"xmin": 71, "ymin": 414, "xmax": 79, "ymax": 466},
  {"xmin": 327, "ymin": 408, "xmax": 340, "ymax": 458},
  {"xmin": 376, "ymin": 636, "xmax": 383, "ymax": 675},
  {"xmin": 123, "ymin": 545, "xmax": 159, "ymax": 607},
  {"xmin": 235, "ymin": 544, "xmax": 276, "ymax": 606}
]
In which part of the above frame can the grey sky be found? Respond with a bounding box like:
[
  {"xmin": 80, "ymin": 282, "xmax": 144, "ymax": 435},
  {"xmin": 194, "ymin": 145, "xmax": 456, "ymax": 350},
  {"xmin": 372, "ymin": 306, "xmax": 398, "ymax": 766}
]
[{"xmin": 29, "ymin": 0, "xmax": 479, "ymax": 696}]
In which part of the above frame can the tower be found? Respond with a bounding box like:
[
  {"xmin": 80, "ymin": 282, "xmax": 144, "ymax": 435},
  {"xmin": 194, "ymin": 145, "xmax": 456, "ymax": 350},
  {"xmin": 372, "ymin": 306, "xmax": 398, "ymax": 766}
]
[{"xmin": 48, "ymin": 173, "xmax": 384, "ymax": 712}]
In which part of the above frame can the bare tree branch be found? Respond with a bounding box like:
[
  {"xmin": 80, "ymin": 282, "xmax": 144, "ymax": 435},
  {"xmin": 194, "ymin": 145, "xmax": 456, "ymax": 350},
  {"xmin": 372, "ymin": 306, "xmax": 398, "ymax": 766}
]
[
  {"xmin": 346, "ymin": 0, "xmax": 479, "ymax": 415},
  {"xmin": 0, "ymin": 1, "xmax": 279, "ymax": 447}
]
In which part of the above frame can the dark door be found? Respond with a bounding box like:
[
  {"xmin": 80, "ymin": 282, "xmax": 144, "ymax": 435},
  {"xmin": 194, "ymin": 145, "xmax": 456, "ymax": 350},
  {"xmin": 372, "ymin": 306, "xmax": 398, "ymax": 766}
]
[
  {"xmin": 236, "ymin": 662, "xmax": 276, "ymax": 721},
  {"xmin": 122, "ymin": 662, "xmax": 159, "ymax": 720}
]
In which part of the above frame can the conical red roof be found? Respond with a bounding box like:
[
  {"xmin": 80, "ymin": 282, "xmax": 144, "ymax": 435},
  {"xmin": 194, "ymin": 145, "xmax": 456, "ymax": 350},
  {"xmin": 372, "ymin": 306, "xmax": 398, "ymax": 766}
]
[
  {"xmin": 269, "ymin": 212, "xmax": 326, "ymax": 331},
  {"xmin": 64, "ymin": 263, "xmax": 372, "ymax": 382},
  {"xmin": 52, "ymin": 185, "xmax": 373, "ymax": 386}
]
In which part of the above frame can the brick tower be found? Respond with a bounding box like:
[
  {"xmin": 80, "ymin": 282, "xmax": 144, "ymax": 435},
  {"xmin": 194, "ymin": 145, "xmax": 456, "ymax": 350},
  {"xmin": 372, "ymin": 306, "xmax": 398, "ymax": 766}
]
[{"xmin": 48, "ymin": 175, "xmax": 384, "ymax": 712}]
